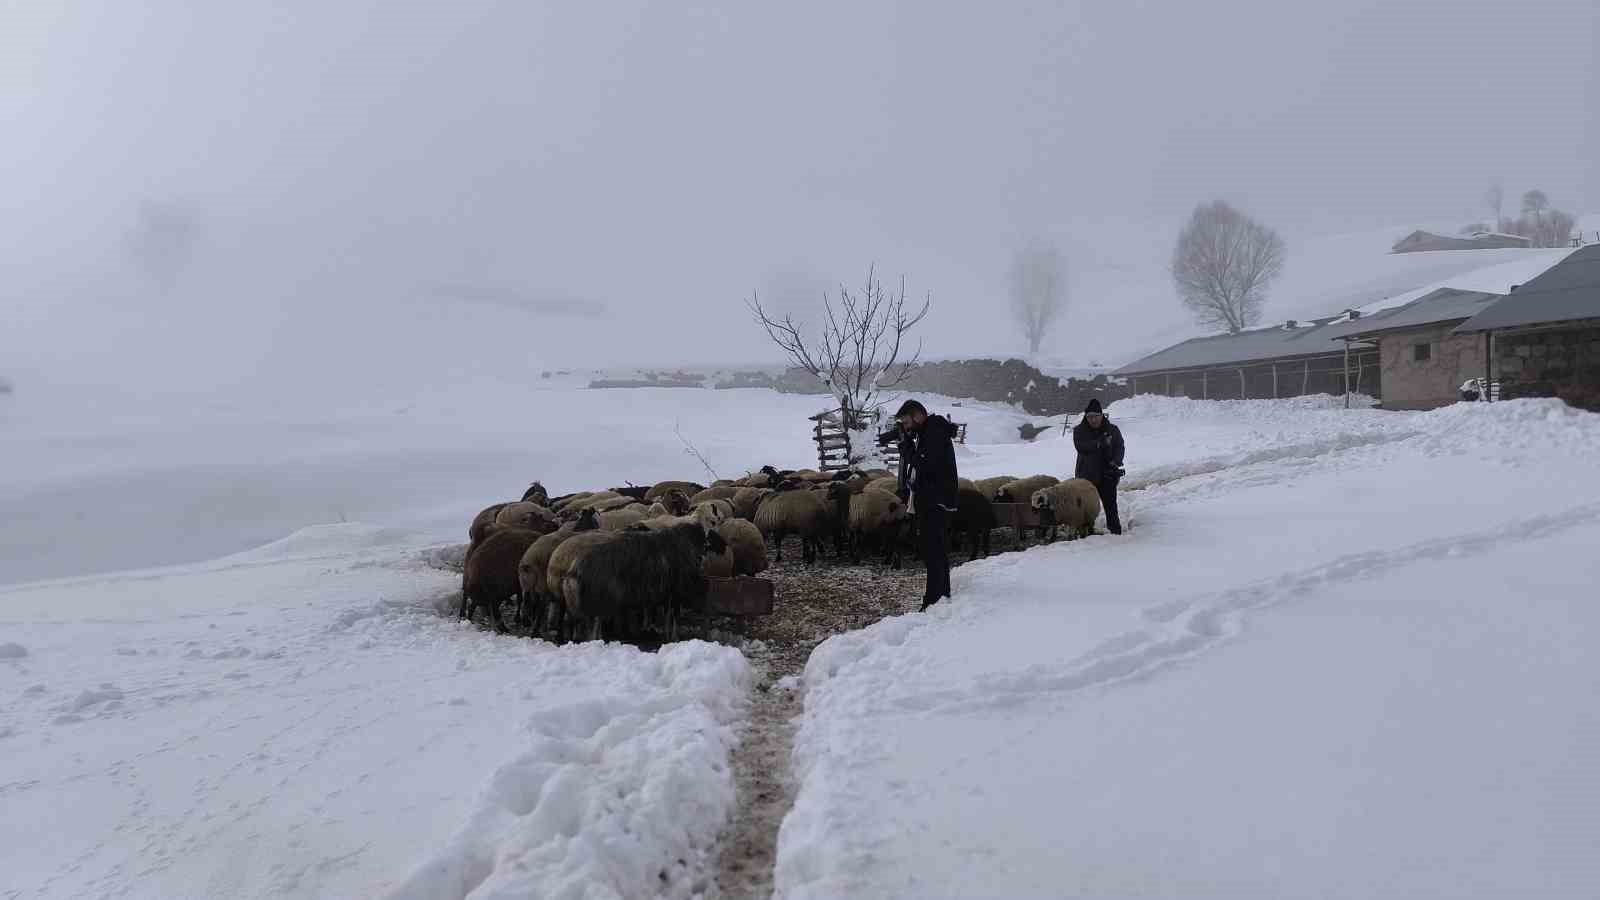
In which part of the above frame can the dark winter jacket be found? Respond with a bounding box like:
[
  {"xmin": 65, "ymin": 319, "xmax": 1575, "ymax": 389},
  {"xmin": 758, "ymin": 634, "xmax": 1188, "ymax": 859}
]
[
  {"xmin": 1073, "ymin": 417, "xmax": 1125, "ymax": 483},
  {"xmin": 898, "ymin": 414, "xmax": 959, "ymax": 512}
]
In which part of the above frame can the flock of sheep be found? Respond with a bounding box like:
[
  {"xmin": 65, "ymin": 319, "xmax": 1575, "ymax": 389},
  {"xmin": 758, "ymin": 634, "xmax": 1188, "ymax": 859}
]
[{"xmin": 458, "ymin": 466, "xmax": 1103, "ymax": 643}]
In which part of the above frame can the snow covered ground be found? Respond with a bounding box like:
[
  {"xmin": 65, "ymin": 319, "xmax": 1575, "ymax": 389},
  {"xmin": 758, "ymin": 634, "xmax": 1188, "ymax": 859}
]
[
  {"xmin": 0, "ymin": 380, "xmax": 1031, "ymax": 898},
  {"xmin": 0, "ymin": 526, "xmax": 750, "ymax": 899},
  {"xmin": 777, "ymin": 396, "xmax": 1600, "ymax": 899},
  {"xmin": 4, "ymin": 383, "xmax": 1597, "ymax": 898}
]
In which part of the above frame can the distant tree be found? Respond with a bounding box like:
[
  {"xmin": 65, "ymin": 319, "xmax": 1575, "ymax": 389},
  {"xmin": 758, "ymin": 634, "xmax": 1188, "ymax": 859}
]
[
  {"xmin": 1008, "ymin": 244, "xmax": 1068, "ymax": 355},
  {"xmin": 124, "ymin": 201, "xmax": 200, "ymax": 290},
  {"xmin": 1485, "ymin": 182, "xmax": 1504, "ymax": 226},
  {"xmin": 1170, "ymin": 200, "xmax": 1286, "ymax": 333},
  {"xmin": 1459, "ymin": 222, "xmax": 1491, "ymax": 235},
  {"xmin": 1496, "ymin": 189, "xmax": 1575, "ymax": 248},
  {"xmin": 747, "ymin": 264, "xmax": 929, "ymax": 428}
]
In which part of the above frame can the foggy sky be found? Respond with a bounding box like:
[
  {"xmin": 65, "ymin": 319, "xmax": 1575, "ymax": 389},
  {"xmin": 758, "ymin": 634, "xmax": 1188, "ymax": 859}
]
[{"xmin": 3, "ymin": 0, "xmax": 1595, "ymax": 395}]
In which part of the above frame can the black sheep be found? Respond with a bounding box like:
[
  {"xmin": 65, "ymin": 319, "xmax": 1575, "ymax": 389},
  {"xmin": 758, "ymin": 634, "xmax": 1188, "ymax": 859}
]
[
  {"xmin": 566, "ymin": 521, "xmax": 727, "ymax": 641},
  {"xmin": 950, "ymin": 483, "xmax": 997, "ymax": 559}
]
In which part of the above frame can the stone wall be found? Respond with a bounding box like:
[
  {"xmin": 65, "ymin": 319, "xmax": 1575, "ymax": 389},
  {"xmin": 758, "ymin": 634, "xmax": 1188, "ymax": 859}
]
[
  {"xmin": 1376, "ymin": 324, "xmax": 1486, "ymax": 410},
  {"xmin": 1495, "ymin": 323, "xmax": 1600, "ymax": 411},
  {"xmin": 720, "ymin": 359, "xmax": 1129, "ymax": 416}
]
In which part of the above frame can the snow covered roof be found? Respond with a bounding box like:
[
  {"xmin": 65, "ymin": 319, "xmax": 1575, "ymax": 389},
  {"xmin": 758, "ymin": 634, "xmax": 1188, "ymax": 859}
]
[
  {"xmin": 1322, "ymin": 288, "xmax": 1502, "ymax": 341},
  {"xmin": 1346, "ymin": 248, "xmax": 1576, "ymax": 319},
  {"xmin": 1452, "ymin": 244, "xmax": 1600, "ymax": 333},
  {"xmin": 1112, "ymin": 315, "xmax": 1360, "ymax": 376}
]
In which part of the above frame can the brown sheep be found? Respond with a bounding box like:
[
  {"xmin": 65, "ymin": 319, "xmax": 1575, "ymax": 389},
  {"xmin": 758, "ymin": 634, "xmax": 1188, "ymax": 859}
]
[
  {"xmin": 753, "ymin": 487, "xmax": 831, "ymax": 563},
  {"xmin": 461, "ymin": 527, "xmax": 543, "ymax": 633},
  {"xmin": 848, "ymin": 487, "xmax": 908, "ymax": 567},
  {"xmin": 971, "ymin": 476, "xmax": 1018, "ymax": 500},
  {"xmin": 597, "ymin": 504, "xmax": 654, "ymax": 531},
  {"xmin": 544, "ymin": 530, "xmax": 622, "ymax": 641},
  {"xmin": 717, "ymin": 518, "xmax": 769, "ymax": 576},
  {"xmin": 494, "ymin": 501, "xmax": 560, "ymax": 533},
  {"xmin": 515, "ymin": 508, "xmax": 600, "ymax": 633},
  {"xmin": 550, "ymin": 491, "xmax": 598, "ymax": 512},
  {"xmin": 1031, "ymin": 478, "xmax": 1102, "ymax": 541},
  {"xmin": 644, "ymin": 480, "xmax": 706, "ymax": 501},
  {"xmin": 866, "ymin": 476, "xmax": 900, "ymax": 496},
  {"xmin": 654, "ymin": 489, "xmax": 693, "ymax": 516},
  {"xmin": 468, "ymin": 502, "xmax": 510, "ymax": 546},
  {"xmin": 994, "ymin": 475, "xmax": 1060, "ymax": 504},
  {"xmin": 730, "ymin": 486, "xmax": 770, "ymax": 520},
  {"xmin": 689, "ymin": 486, "xmax": 741, "ymax": 505}
]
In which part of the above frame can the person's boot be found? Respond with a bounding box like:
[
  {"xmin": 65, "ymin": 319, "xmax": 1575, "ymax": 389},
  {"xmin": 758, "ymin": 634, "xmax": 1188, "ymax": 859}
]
[{"xmin": 919, "ymin": 596, "xmax": 939, "ymax": 612}]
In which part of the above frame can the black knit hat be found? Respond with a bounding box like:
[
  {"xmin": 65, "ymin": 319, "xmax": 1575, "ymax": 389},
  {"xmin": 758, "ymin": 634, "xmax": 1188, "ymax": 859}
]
[
  {"xmin": 1084, "ymin": 398, "xmax": 1103, "ymax": 414},
  {"xmin": 894, "ymin": 399, "xmax": 927, "ymax": 419}
]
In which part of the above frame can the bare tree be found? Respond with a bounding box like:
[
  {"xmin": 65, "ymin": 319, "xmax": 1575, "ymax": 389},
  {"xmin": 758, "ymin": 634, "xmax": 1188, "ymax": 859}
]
[
  {"xmin": 1485, "ymin": 182, "xmax": 1504, "ymax": 227},
  {"xmin": 747, "ymin": 265, "xmax": 930, "ymax": 427},
  {"xmin": 1170, "ymin": 200, "xmax": 1286, "ymax": 333},
  {"xmin": 1009, "ymin": 244, "xmax": 1067, "ymax": 355},
  {"xmin": 1498, "ymin": 188, "xmax": 1576, "ymax": 247}
]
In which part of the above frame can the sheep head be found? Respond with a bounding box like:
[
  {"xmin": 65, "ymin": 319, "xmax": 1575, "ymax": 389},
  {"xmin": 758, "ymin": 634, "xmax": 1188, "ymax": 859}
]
[{"xmin": 660, "ymin": 489, "xmax": 692, "ymax": 516}]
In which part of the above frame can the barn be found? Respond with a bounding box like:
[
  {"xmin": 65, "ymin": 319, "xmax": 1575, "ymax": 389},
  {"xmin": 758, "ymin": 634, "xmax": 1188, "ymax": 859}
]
[
  {"xmin": 1114, "ymin": 315, "xmax": 1381, "ymax": 401},
  {"xmin": 1323, "ymin": 288, "xmax": 1503, "ymax": 410},
  {"xmin": 1452, "ymin": 244, "xmax": 1600, "ymax": 411}
]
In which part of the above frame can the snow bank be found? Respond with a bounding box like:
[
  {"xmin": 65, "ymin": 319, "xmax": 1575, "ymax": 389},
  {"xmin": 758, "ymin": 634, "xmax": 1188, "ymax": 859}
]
[
  {"xmin": 223, "ymin": 523, "xmax": 425, "ymax": 562},
  {"xmin": 0, "ymin": 539, "xmax": 750, "ymax": 899},
  {"xmin": 1106, "ymin": 391, "xmax": 1377, "ymax": 421},
  {"xmin": 775, "ymin": 396, "xmax": 1600, "ymax": 899},
  {"xmin": 386, "ymin": 641, "xmax": 750, "ymax": 900}
]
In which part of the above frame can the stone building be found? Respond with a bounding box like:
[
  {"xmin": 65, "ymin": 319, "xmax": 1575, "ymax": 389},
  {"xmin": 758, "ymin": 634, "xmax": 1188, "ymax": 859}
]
[
  {"xmin": 1453, "ymin": 245, "xmax": 1600, "ymax": 411},
  {"xmin": 1325, "ymin": 289, "xmax": 1501, "ymax": 410}
]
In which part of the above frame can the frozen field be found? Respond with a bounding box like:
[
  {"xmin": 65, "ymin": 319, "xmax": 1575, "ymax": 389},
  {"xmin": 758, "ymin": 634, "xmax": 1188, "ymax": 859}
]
[{"xmin": 3, "ymin": 384, "xmax": 1597, "ymax": 898}]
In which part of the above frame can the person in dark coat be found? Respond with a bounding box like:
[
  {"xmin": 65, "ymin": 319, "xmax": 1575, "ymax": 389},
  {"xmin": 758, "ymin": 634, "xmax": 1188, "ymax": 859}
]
[
  {"xmin": 1072, "ymin": 398, "xmax": 1125, "ymax": 534},
  {"xmin": 894, "ymin": 399, "xmax": 958, "ymax": 610}
]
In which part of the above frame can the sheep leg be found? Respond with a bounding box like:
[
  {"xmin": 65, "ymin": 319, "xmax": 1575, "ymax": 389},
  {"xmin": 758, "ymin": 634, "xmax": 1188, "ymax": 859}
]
[
  {"xmin": 772, "ymin": 530, "xmax": 784, "ymax": 563},
  {"xmin": 489, "ymin": 598, "xmax": 509, "ymax": 634},
  {"xmin": 590, "ymin": 618, "xmax": 604, "ymax": 642},
  {"xmin": 526, "ymin": 593, "xmax": 546, "ymax": 638},
  {"xmin": 542, "ymin": 598, "xmax": 561, "ymax": 642}
]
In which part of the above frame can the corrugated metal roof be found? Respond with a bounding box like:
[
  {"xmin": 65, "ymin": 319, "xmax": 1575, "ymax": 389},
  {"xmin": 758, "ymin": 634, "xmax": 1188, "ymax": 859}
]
[
  {"xmin": 1322, "ymin": 288, "xmax": 1501, "ymax": 341},
  {"xmin": 1452, "ymin": 244, "xmax": 1600, "ymax": 333},
  {"xmin": 1113, "ymin": 315, "xmax": 1357, "ymax": 376}
]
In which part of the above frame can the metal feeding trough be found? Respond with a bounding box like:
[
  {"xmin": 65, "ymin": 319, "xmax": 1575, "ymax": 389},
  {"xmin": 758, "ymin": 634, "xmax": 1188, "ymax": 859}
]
[{"xmin": 702, "ymin": 576, "xmax": 775, "ymax": 618}]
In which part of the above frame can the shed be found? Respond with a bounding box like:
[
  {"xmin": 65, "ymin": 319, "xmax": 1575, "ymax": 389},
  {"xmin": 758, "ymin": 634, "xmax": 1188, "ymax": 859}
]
[
  {"xmin": 1325, "ymin": 288, "xmax": 1501, "ymax": 410},
  {"xmin": 1114, "ymin": 316, "xmax": 1379, "ymax": 402},
  {"xmin": 1452, "ymin": 244, "xmax": 1600, "ymax": 410}
]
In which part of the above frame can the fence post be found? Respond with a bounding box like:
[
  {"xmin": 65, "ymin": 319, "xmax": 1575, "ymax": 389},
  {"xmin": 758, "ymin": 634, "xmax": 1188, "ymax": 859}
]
[
  {"xmin": 1239, "ymin": 367, "xmax": 1246, "ymax": 399},
  {"xmin": 1343, "ymin": 341, "xmax": 1352, "ymax": 408},
  {"xmin": 1272, "ymin": 362, "xmax": 1279, "ymax": 399}
]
